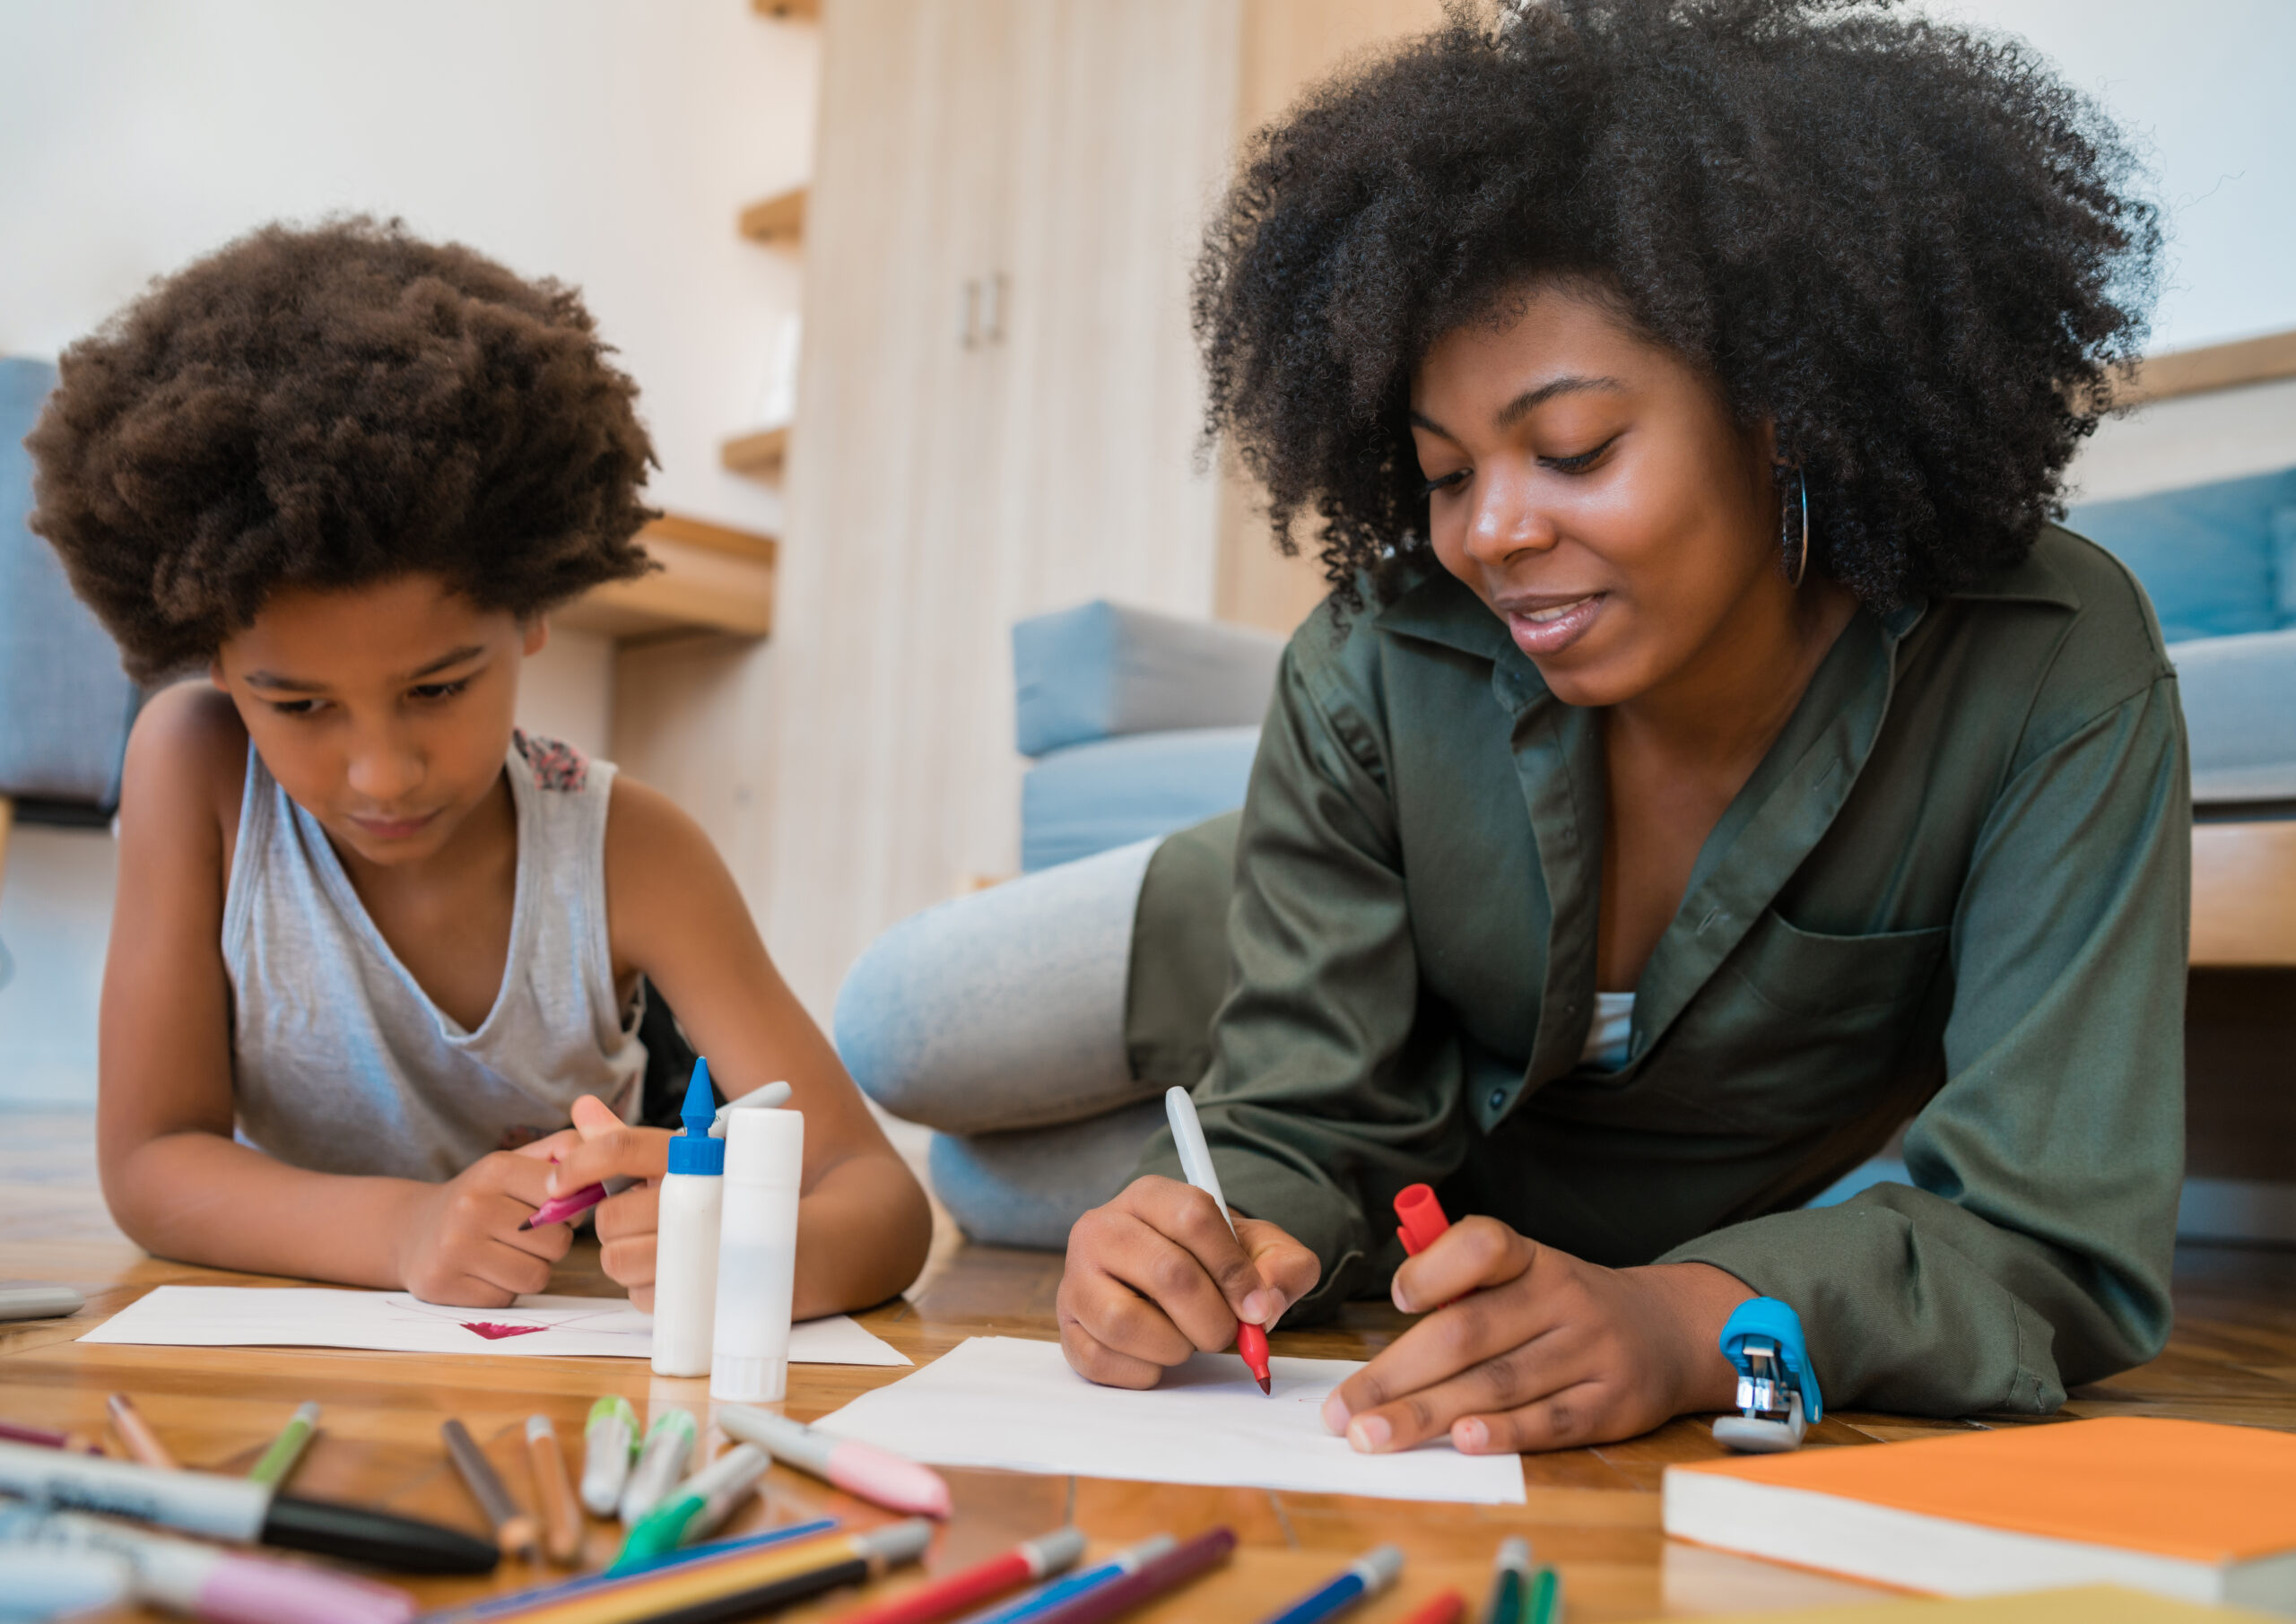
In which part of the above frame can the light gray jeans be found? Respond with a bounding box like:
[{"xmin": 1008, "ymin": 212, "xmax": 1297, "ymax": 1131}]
[{"xmin": 833, "ymin": 838, "xmax": 1170, "ymax": 1247}]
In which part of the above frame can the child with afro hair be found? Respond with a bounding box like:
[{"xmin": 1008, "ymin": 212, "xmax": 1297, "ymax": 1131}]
[{"xmin": 30, "ymin": 217, "xmax": 931, "ymax": 1311}]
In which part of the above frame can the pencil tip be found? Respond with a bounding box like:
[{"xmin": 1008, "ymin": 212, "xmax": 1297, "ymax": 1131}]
[{"xmin": 1257, "ymin": 1375, "xmax": 1271, "ymax": 1394}]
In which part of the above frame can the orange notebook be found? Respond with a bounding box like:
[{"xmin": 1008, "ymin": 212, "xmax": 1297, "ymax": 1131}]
[{"xmin": 1663, "ymin": 1418, "xmax": 2296, "ymax": 1611}]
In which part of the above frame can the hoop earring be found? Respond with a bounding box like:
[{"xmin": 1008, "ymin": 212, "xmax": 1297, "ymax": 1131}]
[{"xmin": 1780, "ymin": 467, "xmax": 1810, "ymax": 589}]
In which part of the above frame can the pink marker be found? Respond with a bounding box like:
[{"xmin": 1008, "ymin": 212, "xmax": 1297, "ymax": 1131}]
[{"xmin": 716, "ymin": 1403, "xmax": 952, "ymax": 1519}]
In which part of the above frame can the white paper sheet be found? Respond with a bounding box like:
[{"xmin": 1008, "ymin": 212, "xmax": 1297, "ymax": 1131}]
[
  {"xmin": 78, "ymin": 1287, "xmax": 909, "ymax": 1366},
  {"xmin": 813, "ymin": 1334, "xmax": 1526, "ymax": 1504}
]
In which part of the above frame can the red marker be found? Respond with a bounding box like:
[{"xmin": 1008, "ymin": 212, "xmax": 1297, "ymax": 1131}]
[
  {"xmin": 1395, "ymin": 1184, "xmax": 1451, "ymax": 1255},
  {"xmin": 1394, "ymin": 1185, "xmax": 1463, "ymax": 1311},
  {"xmin": 1395, "ymin": 1590, "xmax": 1466, "ymax": 1624},
  {"xmin": 831, "ymin": 1525, "xmax": 1086, "ymax": 1624},
  {"xmin": 1165, "ymin": 1088, "xmax": 1274, "ymax": 1394}
]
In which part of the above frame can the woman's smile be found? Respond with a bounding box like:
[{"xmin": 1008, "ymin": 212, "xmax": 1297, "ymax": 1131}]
[{"xmin": 1495, "ymin": 590, "xmax": 1608, "ymax": 657}]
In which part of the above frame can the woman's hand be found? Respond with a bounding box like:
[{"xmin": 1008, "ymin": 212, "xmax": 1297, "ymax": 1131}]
[
  {"xmin": 395, "ymin": 1132, "xmax": 578, "ymax": 1307},
  {"xmin": 1058, "ymin": 1174, "xmax": 1322, "ymax": 1388},
  {"xmin": 544, "ymin": 1095, "xmax": 673, "ymax": 1310},
  {"xmin": 1323, "ymin": 1216, "xmax": 1752, "ymax": 1455}
]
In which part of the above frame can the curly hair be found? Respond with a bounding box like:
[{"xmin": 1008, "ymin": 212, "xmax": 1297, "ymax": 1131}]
[
  {"xmin": 1195, "ymin": 0, "xmax": 2160, "ymax": 612},
  {"xmin": 27, "ymin": 217, "xmax": 658, "ymax": 681}
]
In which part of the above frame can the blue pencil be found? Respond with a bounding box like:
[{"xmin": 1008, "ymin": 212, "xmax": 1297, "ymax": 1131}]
[
  {"xmin": 954, "ymin": 1533, "xmax": 1178, "ymax": 1624},
  {"xmin": 1256, "ymin": 1544, "xmax": 1404, "ymax": 1624}
]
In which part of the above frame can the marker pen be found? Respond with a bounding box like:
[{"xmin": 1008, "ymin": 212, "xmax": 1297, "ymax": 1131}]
[
  {"xmin": 714, "ymin": 1404, "xmax": 951, "ymax": 1519},
  {"xmin": 0, "ymin": 1502, "xmax": 415, "ymax": 1624},
  {"xmin": 606, "ymin": 1444, "xmax": 769, "ymax": 1572},
  {"xmin": 616, "ymin": 1410, "xmax": 696, "ymax": 1525},
  {"xmin": 577, "ymin": 1397, "xmax": 639, "ymax": 1519},
  {"xmin": 0, "ymin": 1441, "xmax": 497, "ymax": 1574},
  {"xmin": 1164, "ymin": 1087, "xmax": 1273, "ymax": 1394}
]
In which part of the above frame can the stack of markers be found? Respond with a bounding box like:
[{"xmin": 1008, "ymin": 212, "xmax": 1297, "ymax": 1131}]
[
  {"xmin": 0, "ymin": 1393, "xmax": 484, "ymax": 1623},
  {"xmin": 1479, "ymin": 1537, "xmax": 1562, "ymax": 1624}
]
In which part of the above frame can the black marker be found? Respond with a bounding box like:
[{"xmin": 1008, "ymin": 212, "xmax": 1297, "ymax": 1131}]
[{"xmin": 0, "ymin": 1439, "xmax": 498, "ymax": 1574}]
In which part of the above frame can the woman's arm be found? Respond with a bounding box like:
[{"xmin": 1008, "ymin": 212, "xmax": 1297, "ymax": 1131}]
[
  {"xmin": 555, "ymin": 777, "xmax": 932, "ymax": 1318},
  {"xmin": 97, "ymin": 684, "xmax": 575, "ymax": 1304}
]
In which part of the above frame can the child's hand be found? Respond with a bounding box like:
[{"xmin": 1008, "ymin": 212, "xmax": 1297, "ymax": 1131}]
[
  {"xmin": 1319, "ymin": 1217, "xmax": 1752, "ymax": 1455},
  {"xmin": 547, "ymin": 1095, "xmax": 672, "ymax": 1311},
  {"xmin": 1057, "ymin": 1174, "xmax": 1321, "ymax": 1389},
  {"xmin": 396, "ymin": 1137, "xmax": 578, "ymax": 1307}
]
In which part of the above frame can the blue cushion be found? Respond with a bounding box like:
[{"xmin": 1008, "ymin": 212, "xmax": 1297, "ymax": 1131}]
[
  {"xmin": 1013, "ymin": 600, "xmax": 1283, "ymax": 758},
  {"xmin": 1020, "ymin": 725, "xmax": 1260, "ymax": 872},
  {"xmin": 2272, "ymin": 506, "xmax": 2296, "ymax": 623},
  {"xmin": 2169, "ymin": 628, "xmax": 2296, "ymax": 803},
  {"xmin": 0, "ymin": 358, "xmax": 141, "ymax": 807},
  {"xmin": 2066, "ymin": 467, "xmax": 2296, "ymax": 643}
]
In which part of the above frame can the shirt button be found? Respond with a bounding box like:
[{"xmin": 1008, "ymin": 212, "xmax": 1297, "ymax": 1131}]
[{"xmin": 1488, "ymin": 1088, "xmax": 1506, "ymax": 1110}]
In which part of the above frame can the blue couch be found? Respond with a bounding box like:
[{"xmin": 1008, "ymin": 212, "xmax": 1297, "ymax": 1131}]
[
  {"xmin": 1012, "ymin": 480, "xmax": 2296, "ymax": 873},
  {"xmin": 2068, "ymin": 468, "xmax": 2296, "ymax": 805}
]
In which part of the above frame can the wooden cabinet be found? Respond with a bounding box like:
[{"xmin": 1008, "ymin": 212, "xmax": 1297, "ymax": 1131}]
[{"xmin": 756, "ymin": 0, "xmax": 1448, "ymax": 1011}]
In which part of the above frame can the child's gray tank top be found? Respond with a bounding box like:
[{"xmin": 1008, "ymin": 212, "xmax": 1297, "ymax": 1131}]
[{"xmin": 223, "ymin": 731, "xmax": 648, "ymax": 1183}]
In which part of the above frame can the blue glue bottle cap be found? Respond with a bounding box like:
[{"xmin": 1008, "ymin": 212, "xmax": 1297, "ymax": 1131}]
[{"xmin": 665, "ymin": 1057, "xmax": 725, "ymax": 1177}]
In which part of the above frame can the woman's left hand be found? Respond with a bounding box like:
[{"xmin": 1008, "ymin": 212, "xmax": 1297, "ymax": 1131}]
[{"xmin": 1323, "ymin": 1216, "xmax": 1755, "ymax": 1455}]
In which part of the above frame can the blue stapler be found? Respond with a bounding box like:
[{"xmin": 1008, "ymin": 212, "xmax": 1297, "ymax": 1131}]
[{"xmin": 1712, "ymin": 1297, "xmax": 1822, "ymax": 1453}]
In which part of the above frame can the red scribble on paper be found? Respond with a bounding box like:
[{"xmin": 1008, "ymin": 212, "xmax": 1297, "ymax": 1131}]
[{"xmin": 460, "ymin": 1321, "xmax": 548, "ymax": 1341}]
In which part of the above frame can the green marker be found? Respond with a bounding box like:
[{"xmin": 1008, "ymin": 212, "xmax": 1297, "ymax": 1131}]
[
  {"xmin": 1483, "ymin": 1536, "xmax": 1531, "ymax": 1624},
  {"xmin": 578, "ymin": 1396, "xmax": 640, "ymax": 1518},
  {"xmin": 246, "ymin": 1401, "xmax": 319, "ymax": 1489},
  {"xmin": 608, "ymin": 1443, "xmax": 770, "ymax": 1573},
  {"xmin": 1527, "ymin": 1563, "xmax": 1561, "ymax": 1624}
]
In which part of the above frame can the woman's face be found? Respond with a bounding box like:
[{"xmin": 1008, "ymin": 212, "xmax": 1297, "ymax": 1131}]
[{"xmin": 1410, "ymin": 281, "xmax": 1786, "ymax": 710}]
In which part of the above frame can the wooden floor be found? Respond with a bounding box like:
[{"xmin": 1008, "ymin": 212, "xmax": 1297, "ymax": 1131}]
[{"xmin": 4, "ymin": 1112, "xmax": 2295, "ymax": 1622}]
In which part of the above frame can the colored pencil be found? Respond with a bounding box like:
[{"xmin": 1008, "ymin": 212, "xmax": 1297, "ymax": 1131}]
[
  {"xmin": 459, "ymin": 1520, "xmax": 931, "ymax": 1624},
  {"xmin": 1255, "ymin": 1543, "xmax": 1401, "ymax": 1624},
  {"xmin": 829, "ymin": 1525, "xmax": 1085, "ymax": 1624},
  {"xmin": 1025, "ymin": 1526, "xmax": 1234, "ymax": 1624},
  {"xmin": 1394, "ymin": 1591, "xmax": 1464, "ymax": 1624},
  {"xmin": 954, "ymin": 1534, "xmax": 1178, "ymax": 1624},
  {"xmin": 104, "ymin": 1394, "xmax": 175, "ymax": 1471},
  {"xmin": 425, "ymin": 1519, "xmax": 838, "ymax": 1621},
  {"xmin": 443, "ymin": 1419, "xmax": 539, "ymax": 1561},
  {"xmin": 527, "ymin": 1416, "xmax": 584, "ymax": 1564},
  {"xmin": 248, "ymin": 1401, "xmax": 320, "ymax": 1488},
  {"xmin": 1483, "ymin": 1536, "xmax": 1531, "ymax": 1624},
  {"xmin": 0, "ymin": 1419, "xmax": 100, "ymax": 1455}
]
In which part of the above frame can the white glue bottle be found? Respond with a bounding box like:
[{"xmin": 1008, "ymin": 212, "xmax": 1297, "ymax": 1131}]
[
  {"xmin": 648, "ymin": 1058, "xmax": 724, "ymax": 1376},
  {"xmin": 710, "ymin": 1101, "xmax": 804, "ymax": 1403}
]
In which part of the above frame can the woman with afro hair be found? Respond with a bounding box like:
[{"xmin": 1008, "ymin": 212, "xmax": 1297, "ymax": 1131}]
[
  {"xmin": 29, "ymin": 219, "xmax": 931, "ymax": 1314},
  {"xmin": 852, "ymin": 0, "xmax": 2188, "ymax": 1449}
]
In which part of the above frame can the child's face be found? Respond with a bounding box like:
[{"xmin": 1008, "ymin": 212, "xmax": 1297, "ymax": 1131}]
[{"xmin": 212, "ymin": 574, "xmax": 546, "ymax": 868}]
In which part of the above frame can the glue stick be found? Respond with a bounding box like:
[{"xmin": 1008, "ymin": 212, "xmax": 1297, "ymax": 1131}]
[
  {"xmin": 709, "ymin": 1106, "xmax": 804, "ymax": 1403},
  {"xmin": 650, "ymin": 1060, "xmax": 724, "ymax": 1377}
]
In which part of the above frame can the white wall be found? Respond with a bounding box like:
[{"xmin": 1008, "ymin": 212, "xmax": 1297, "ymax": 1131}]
[
  {"xmin": 0, "ymin": 0, "xmax": 813, "ymax": 1102},
  {"xmin": 1946, "ymin": 0, "xmax": 2296, "ymax": 354}
]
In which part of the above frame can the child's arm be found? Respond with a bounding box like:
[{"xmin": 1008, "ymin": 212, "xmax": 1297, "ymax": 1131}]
[
  {"xmin": 547, "ymin": 777, "xmax": 932, "ymax": 1318},
  {"xmin": 96, "ymin": 686, "xmax": 577, "ymax": 1304}
]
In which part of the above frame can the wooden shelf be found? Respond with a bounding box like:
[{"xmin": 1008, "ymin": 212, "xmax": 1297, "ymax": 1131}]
[
  {"xmin": 721, "ymin": 424, "xmax": 790, "ymax": 476},
  {"xmin": 2193, "ymin": 820, "xmax": 2296, "ymax": 967},
  {"xmin": 555, "ymin": 514, "xmax": 777, "ymax": 640},
  {"xmin": 2116, "ymin": 327, "xmax": 2296, "ymax": 407},
  {"xmin": 738, "ymin": 186, "xmax": 807, "ymax": 245},
  {"xmin": 751, "ymin": 0, "xmax": 818, "ymax": 16}
]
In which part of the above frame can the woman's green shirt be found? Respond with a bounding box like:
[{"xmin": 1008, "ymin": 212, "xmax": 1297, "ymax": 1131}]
[{"xmin": 1130, "ymin": 525, "xmax": 2188, "ymax": 1416}]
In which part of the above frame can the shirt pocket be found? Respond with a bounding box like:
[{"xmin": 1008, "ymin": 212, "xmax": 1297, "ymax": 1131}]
[
  {"xmin": 1727, "ymin": 909, "xmax": 1948, "ymax": 1018},
  {"xmin": 1631, "ymin": 910, "xmax": 1950, "ymax": 1139}
]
